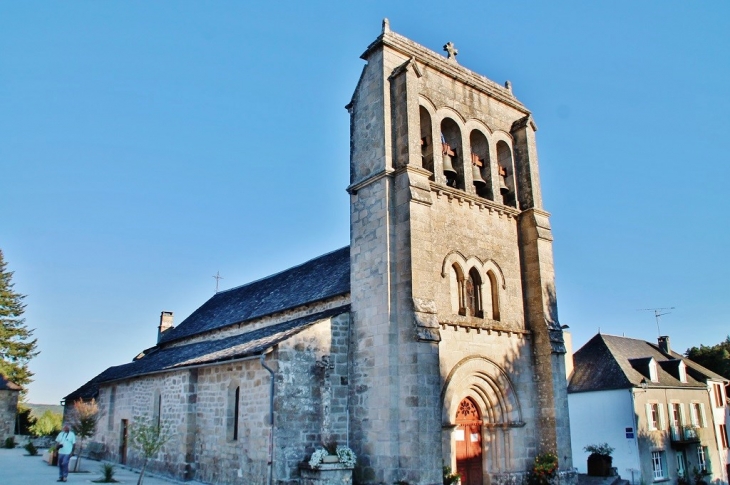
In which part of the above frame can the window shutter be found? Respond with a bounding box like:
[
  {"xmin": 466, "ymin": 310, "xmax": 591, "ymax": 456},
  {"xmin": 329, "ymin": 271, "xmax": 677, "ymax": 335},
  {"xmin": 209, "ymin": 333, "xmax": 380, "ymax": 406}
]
[
  {"xmin": 690, "ymin": 404, "xmax": 698, "ymax": 427},
  {"xmin": 679, "ymin": 403, "xmax": 687, "ymax": 427},
  {"xmin": 658, "ymin": 403, "xmax": 666, "ymax": 430},
  {"xmin": 699, "ymin": 403, "xmax": 707, "ymax": 428},
  {"xmin": 646, "ymin": 403, "xmax": 654, "ymax": 430}
]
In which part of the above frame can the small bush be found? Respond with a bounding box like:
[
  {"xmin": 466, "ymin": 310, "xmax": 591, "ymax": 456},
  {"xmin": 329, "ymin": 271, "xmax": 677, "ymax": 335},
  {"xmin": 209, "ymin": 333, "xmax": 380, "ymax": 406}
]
[
  {"xmin": 4, "ymin": 436, "xmax": 16, "ymax": 449},
  {"xmin": 92, "ymin": 463, "xmax": 118, "ymax": 483},
  {"xmin": 24, "ymin": 441, "xmax": 38, "ymax": 456},
  {"xmin": 443, "ymin": 465, "xmax": 461, "ymax": 485},
  {"xmin": 584, "ymin": 443, "xmax": 614, "ymax": 456}
]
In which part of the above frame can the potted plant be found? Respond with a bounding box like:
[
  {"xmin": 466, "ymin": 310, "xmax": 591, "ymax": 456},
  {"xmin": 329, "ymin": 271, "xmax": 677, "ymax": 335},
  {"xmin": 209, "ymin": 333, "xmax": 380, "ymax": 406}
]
[{"xmin": 584, "ymin": 443, "xmax": 614, "ymax": 477}]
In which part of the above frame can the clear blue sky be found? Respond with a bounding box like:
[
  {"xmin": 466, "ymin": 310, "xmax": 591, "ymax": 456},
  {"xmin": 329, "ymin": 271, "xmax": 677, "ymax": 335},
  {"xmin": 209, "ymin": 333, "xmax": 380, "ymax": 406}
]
[{"xmin": 1, "ymin": 2, "xmax": 728, "ymax": 404}]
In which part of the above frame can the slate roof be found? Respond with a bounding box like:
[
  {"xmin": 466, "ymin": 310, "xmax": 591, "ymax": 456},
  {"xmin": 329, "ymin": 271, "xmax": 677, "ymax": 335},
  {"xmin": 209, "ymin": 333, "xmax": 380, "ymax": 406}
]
[
  {"xmin": 64, "ymin": 306, "xmax": 349, "ymax": 402},
  {"xmin": 158, "ymin": 246, "xmax": 350, "ymax": 344},
  {"xmin": 568, "ymin": 333, "xmax": 727, "ymax": 393},
  {"xmin": 0, "ymin": 374, "xmax": 21, "ymax": 391}
]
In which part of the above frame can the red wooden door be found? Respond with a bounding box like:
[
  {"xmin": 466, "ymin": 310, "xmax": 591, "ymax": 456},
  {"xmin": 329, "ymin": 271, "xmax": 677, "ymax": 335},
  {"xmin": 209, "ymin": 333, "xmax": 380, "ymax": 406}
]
[{"xmin": 456, "ymin": 398, "xmax": 483, "ymax": 485}]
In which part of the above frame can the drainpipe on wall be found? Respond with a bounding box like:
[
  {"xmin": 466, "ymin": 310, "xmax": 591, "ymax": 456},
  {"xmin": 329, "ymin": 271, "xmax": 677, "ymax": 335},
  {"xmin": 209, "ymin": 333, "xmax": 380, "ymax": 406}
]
[{"xmin": 260, "ymin": 352, "xmax": 275, "ymax": 485}]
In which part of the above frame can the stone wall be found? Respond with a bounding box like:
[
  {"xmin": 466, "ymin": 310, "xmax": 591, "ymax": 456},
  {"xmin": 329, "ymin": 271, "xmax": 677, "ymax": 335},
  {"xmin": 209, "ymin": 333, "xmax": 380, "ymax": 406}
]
[
  {"xmin": 93, "ymin": 312, "xmax": 349, "ymax": 485},
  {"xmin": 0, "ymin": 389, "xmax": 19, "ymax": 442}
]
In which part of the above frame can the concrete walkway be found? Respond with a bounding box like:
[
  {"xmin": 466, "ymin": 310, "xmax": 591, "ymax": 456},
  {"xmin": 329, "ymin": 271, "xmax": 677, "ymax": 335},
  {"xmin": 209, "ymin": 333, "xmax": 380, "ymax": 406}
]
[{"xmin": 0, "ymin": 447, "xmax": 205, "ymax": 485}]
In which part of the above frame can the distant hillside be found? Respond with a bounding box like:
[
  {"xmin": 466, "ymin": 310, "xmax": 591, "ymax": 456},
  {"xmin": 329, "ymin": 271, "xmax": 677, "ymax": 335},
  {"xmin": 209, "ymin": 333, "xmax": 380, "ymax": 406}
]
[{"xmin": 25, "ymin": 403, "xmax": 63, "ymax": 418}]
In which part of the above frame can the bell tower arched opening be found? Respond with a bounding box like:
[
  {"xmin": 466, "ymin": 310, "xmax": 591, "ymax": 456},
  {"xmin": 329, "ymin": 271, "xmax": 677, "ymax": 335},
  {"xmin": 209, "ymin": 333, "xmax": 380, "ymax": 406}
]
[
  {"xmin": 441, "ymin": 118, "xmax": 464, "ymax": 190},
  {"xmin": 420, "ymin": 106, "xmax": 435, "ymax": 177},
  {"xmin": 470, "ymin": 130, "xmax": 493, "ymax": 200}
]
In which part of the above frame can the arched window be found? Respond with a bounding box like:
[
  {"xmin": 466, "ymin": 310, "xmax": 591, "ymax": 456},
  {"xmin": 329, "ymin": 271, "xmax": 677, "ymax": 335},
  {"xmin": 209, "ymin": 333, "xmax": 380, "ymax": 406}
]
[
  {"xmin": 441, "ymin": 118, "xmax": 464, "ymax": 190},
  {"xmin": 497, "ymin": 141, "xmax": 516, "ymax": 207},
  {"xmin": 420, "ymin": 106, "xmax": 434, "ymax": 177},
  {"xmin": 485, "ymin": 271, "xmax": 500, "ymax": 320},
  {"xmin": 227, "ymin": 384, "xmax": 240, "ymax": 441},
  {"xmin": 450, "ymin": 263, "xmax": 464, "ymax": 315},
  {"xmin": 465, "ymin": 268, "xmax": 483, "ymax": 318}
]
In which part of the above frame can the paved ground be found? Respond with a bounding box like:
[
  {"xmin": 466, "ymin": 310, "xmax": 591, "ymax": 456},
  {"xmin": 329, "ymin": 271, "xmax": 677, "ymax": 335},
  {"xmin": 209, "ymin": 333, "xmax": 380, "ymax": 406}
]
[{"xmin": 0, "ymin": 447, "xmax": 205, "ymax": 485}]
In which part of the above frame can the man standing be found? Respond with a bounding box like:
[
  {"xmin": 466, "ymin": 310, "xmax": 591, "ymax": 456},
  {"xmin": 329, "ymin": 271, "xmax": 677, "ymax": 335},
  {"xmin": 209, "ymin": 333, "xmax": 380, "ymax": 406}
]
[{"xmin": 55, "ymin": 424, "xmax": 76, "ymax": 482}]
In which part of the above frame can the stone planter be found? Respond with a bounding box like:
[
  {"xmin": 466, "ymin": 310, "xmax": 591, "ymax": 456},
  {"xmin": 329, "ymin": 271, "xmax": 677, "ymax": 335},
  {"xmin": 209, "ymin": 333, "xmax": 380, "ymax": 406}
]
[
  {"xmin": 586, "ymin": 453, "xmax": 612, "ymax": 477},
  {"xmin": 300, "ymin": 462, "xmax": 354, "ymax": 485}
]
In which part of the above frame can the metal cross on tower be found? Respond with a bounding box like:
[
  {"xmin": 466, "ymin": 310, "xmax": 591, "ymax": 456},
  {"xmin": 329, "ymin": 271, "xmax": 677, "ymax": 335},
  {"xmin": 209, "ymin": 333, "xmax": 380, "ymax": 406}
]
[{"xmin": 212, "ymin": 271, "xmax": 223, "ymax": 293}]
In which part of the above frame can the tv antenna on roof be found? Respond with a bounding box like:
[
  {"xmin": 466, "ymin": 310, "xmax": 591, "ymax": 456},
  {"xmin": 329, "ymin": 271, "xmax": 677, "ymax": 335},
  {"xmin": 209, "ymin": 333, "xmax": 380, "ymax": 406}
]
[{"xmin": 638, "ymin": 307, "xmax": 675, "ymax": 336}]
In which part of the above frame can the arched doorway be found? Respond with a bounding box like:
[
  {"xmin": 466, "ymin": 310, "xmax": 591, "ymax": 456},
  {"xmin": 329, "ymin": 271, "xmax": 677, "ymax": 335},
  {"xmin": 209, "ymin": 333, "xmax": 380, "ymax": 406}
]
[{"xmin": 455, "ymin": 397, "xmax": 483, "ymax": 485}]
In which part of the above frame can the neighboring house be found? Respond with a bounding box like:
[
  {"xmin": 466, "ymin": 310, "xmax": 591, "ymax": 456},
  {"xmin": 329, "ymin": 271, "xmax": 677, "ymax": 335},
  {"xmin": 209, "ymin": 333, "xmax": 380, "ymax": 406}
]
[
  {"xmin": 568, "ymin": 333, "xmax": 729, "ymax": 485},
  {"xmin": 64, "ymin": 22, "xmax": 575, "ymax": 485},
  {"xmin": 0, "ymin": 374, "xmax": 21, "ymax": 441}
]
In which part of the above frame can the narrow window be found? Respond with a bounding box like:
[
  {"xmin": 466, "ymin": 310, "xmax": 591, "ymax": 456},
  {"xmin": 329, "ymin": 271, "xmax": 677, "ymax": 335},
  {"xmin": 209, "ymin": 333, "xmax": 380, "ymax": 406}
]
[
  {"xmin": 651, "ymin": 450, "xmax": 666, "ymax": 480},
  {"xmin": 227, "ymin": 383, "xmax": 240, "ymax": 441},
  {"xmin": 152, "ymin": 390, "xmax": 162, "ymax": 428},
  {"xmin": 451, "ymin": 264, "xmax": 466, "ymax": 316},
  {"xmin": 646, "ymin": 402, "xmax": 661, "ymax": 431},
  {"xmin": 486, "ymin": 271, "xmax": 500, "ymax": 321},
  {"xmin": 108, "ymin": 386, "xmax": 116, "ymax": 432},
  {"xmin": 714, "ymin": 384, "xmax": 724, "ymax": 408},
  {"xmin": 718, "ymin": 424, "xmax": 729, "ymax": 449},
  {"xmin": 465, "ymin": 268, "xmax": 483, "ymax": 317},
  {"xmin": 697, "ymin": 446, "xmax": 709, "ymax": 474}
]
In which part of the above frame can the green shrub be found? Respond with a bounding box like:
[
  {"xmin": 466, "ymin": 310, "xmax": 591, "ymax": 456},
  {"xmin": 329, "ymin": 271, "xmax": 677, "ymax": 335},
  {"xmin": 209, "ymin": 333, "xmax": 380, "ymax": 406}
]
[
  {"xmin": 584, "ymin": 443, "xmax": 614, "ymax": 456},
  {"xmin": 93, "ymin": 463, "xmax": 118, "ymax": 483},
  {"xmin": 4, "ymin": 436, "xmax": 16, "ymax": 449},
  {"xmin": 24, "ymin": 440, "xmax": 38, "ymax": 456},
  {"xmin": 443, "ymin": 466, "xmax": 461, "ymax": 485}
]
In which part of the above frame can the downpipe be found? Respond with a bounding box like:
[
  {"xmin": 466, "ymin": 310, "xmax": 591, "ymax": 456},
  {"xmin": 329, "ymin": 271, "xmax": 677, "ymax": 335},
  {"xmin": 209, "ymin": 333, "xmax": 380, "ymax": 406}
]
[{"xmin": 261, "ymin": 353, "xmax": 275, "ymax": 485}]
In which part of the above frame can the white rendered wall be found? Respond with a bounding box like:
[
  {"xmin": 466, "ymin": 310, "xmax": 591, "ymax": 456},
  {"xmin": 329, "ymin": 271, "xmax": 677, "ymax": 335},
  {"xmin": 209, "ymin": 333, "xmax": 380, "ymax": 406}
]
[{"xmin": 569, "ymin": 389, "xmax": 641, "ymax": 482}]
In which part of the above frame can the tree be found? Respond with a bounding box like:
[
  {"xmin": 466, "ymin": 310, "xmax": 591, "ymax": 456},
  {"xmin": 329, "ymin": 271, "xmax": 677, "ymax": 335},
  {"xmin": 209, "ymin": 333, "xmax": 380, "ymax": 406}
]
[
  {"xmin": 129, "ymin": 416, "xmax": 173, "ymax": 485},
  {"xmin": 0, "ymin": 249, "xmax": 39, "ymax": 395},
  {"xmin": 71, "ymin": 399, "xmax": 100, "ymax": 471},
  {"xmin": 29, "ymin": 409, "xmax": 63, "ymax": 437},
  {"xmin": 685, "ymin": 336, "xmax": 730, "ymax": 379}
]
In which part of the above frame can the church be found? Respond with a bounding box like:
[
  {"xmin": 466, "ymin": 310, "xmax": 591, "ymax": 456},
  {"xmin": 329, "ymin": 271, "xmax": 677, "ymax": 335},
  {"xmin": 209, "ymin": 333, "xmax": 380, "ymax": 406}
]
[{"xmin": 65, "ymin": 21, "xmax": 574, "ymax": 485}]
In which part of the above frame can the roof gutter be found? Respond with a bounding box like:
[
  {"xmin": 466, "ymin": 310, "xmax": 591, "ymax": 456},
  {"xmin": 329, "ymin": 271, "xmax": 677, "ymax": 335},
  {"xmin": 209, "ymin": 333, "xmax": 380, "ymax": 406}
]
[{"xmin": 98, "ymin": 349, "xmax": 274, "ymax": 385}]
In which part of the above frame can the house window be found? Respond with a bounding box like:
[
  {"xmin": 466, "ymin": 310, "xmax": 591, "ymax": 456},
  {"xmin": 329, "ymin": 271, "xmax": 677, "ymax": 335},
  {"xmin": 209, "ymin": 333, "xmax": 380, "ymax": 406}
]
[
  {"xmin": 697, "ymin": 446, "xmax": 710, "ymax": 474},
  {"xmin": 649, "ymin": 359, "xmax": 658, "ymax": 382},
  {"xmin": 651, "ymin": 451, "xmax": 666, "ymax": 480},
  {"xmin": 690, "ymin": 402, "xmax": 706, "ymax": 428},
  {"xmin": 719, "ymin": 424, "xmax": 729, "ymax": 449},
  {"xmin": 713, "ymin": 384, "xmax": 725, "ymax": 408},
  {"xmin": 678, "ymin": 362, "xmax": 687, "ymax": 383},
  {"xmin": 671, "ymin": 403, "xmax": 682, "ymax": 428},
  {"xmin": 646, "ymin": 402, "xmax": 664, "ymax": 431}
]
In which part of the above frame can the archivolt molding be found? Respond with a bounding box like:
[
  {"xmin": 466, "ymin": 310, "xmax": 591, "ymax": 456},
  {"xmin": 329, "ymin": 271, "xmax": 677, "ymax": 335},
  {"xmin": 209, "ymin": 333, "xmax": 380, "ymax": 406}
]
[
  {"xmin": 491, "ymin": 129, "xmax": 514, "ymax": 144},
  {"xmin": 441, "ymin": 355, "xmax": 523, "ymax": 426},
  {"xmin": 418, "ymin": 96, "xmax": 437, "ymax": 117},
  {"xmin": 440, "ymin": 251, "xmax": 506, "ymax": 290},
  {"xmin": 438, "ymin": 107, "xmax": 467, "ymax": 127},
  {"xmin": 464, "ymin": 119, "xmax": 493, "ymax": 139}
]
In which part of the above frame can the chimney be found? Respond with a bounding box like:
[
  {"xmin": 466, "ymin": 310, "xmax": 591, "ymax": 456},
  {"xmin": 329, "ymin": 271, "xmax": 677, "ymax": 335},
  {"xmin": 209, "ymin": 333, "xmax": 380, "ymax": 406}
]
[
  {"xmin": 658, "ymin": 335, "xmax": 670, "ymax": 354},
  {"xmin": 158, "ymin": 311, "xmax": 174, "ymax": 343}
]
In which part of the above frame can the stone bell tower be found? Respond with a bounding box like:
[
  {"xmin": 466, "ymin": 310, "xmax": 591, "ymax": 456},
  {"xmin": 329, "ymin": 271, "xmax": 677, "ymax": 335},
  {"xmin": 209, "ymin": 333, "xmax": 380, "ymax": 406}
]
[{"xmin": 347, "ymin": 20, "xmax": 573, "ymax": 485}]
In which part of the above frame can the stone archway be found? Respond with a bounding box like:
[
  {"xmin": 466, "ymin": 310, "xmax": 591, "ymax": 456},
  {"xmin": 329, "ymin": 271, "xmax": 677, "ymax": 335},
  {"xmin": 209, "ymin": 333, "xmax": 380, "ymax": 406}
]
[{"xmin": 455, "ymin": 397, "xmax": 483, "ymax": 485}]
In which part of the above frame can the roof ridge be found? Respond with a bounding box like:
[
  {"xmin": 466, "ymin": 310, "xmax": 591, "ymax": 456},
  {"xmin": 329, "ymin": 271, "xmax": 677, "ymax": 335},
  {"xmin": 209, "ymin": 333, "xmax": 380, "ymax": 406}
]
[{"xmin": 218, "ymin": 246, "xmax": 349, "ymax": 294}]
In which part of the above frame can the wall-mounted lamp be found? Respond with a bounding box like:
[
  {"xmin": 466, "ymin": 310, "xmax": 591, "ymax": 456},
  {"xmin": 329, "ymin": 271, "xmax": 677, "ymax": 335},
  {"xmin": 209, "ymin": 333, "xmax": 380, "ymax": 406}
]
[{"xmin": 640, "ymin": 378, "xmax": 649, "ymax": 391}]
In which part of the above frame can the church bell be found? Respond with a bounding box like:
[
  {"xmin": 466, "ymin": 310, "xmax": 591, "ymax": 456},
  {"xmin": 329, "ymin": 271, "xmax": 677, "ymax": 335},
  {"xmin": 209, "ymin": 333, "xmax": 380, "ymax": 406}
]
[
  {"xmin": 498, "ymin": 164, "xmax": 510, "ymax": 194},
  {"xmin": 443, "ymin": 153, "xmax": 457, "ymax": 177},
  {"xmin": 472, "ymin": 164, "xmax": 486, "ymax": 187}
]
